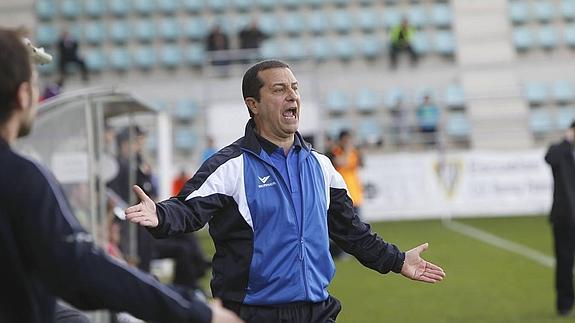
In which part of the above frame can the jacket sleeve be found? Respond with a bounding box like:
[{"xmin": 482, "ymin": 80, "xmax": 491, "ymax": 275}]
[
  {"xmin": 14, "ymin": 162, "xmax": 211, "ymax": 323},
  {"xmin": 323, "ymin": 158, "xmax": 405, "ymax": 274},
  {"xmin": 545, "ymin": 141, "xmax": 569, "ymax": 166}
]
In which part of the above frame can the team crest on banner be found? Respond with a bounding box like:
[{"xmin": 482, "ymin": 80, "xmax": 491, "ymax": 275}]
[{"xmin": 434, "ymin": 159, "xmax": 463, "ymax": 199}]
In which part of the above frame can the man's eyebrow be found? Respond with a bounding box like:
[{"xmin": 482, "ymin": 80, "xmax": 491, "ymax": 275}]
[{"xmin": 271, "ymin": 81, "xmax": 299, "ymax": 87}]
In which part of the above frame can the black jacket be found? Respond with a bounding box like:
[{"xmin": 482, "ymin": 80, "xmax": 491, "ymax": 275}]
[
  {"xmin": 545, "ymin": 139, "xmax": 575, "ymax": 224},
  {"xmin": 0, "ymin": 138, "xmax": 211, "ymax": 323}
]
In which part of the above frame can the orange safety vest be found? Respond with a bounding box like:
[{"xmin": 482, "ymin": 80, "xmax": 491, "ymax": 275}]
[{"xmin": 332, "ymin": 146, "xmax": 363, "ymax": 206}]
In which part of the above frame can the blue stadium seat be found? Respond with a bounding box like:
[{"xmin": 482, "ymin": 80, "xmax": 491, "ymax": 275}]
[
  {"xmin": 134, "ymin": 20, "xmax": 156, "ymax": 43},
  {"xmin": 282, "ymin": 0, "xmax": 302, "ymax": 9},
  {"xmin": 85, "ymin": 22, "xmax": 106, "ymax": 45},
  {"xmin": 60, "ymin": 0, "xmax": 81, "ymax": 19},
  {"xmin": 552, "ymin": 80, "xmax": 575, "ymax": 102},
  {"xmin": 512, "ymin": 27, "xmax": 534, "ymax": 51},
  {"xmin": 109, "ymin": 21, "xmax": 130, "ymax": 44},
  {"xmin": 357, "ymin": 9, "xmax": 380, "ymax": 33},
  {"xmin": 185, "ymin": 18, "xmax": 207, "ymax": 41},
  {"xmin": 358, "ymin": 0, "xmax": 376, "ymax": 5},
  {"xmin": 538, "ymin": 26, "xmax": 559, "ymax": 49},
  {"xmin": 234, "ymin": 0, "xmax": 253, "ymax": 11},
  {"xmin": 183, "ymin": 0, "xmax": 205, "ymax": 13},
  {"xmin": 509, "ymin": 2, "xmax": 529, "ymax": 25},
  {"xmin": 561, "ymin": 0, "xmax": 575, "ymax": 21},
  {"xmin": 36, "ymin": 0, "xmax": 55, "ymax": 20},
  {"xmin": 384, "ymin": 88, "xmax": 405, "ymax": 108},
  {"xmin": 434, "ymin": 31, "xmax": 455, "ymax": 56},
  {"xmin": 85, "ymin": 50, "xmax": 107, "ymax": 72},
  {"xmin": 408, "ymin": 6, "xmax": 428, "ymax": 29},
  {"xmin": 36, "ymin": 24, "xmax": 57, "ymax": 47},
  {"xmin": 109, "ymin": 48, "xmax": 131, "ymax": 71},
  {"xmin": 356, "ymin": 89, "xmax": 380, "ymax": 113},
  {"xmin": 412, "ymin": 32, "xmax": 430, "ymax": 55},
  {"xmin": 232, "ymin": 15, "xmax": 250, "ymax": 33},
  {"xmin": 259, "ymin": 14, "xmax": 278, "ymax": 35},
  {"xmin": 334, "ymin": 38, "xmax": 356, "ymax": 61},
  {"xmin": 257, "ymin": 0, "xmax": 275, "ymax": 11},
  {"xmin": 159, "ymin": 19, "xmax": 180, "ymax": 41},
  {"xmin": 208, "ymin": 0, "xmax": 228, "ymax": 12},
  {"xmin": 283, "ymin": 14, "xmax": 305, "ymax": 35},
  {"xmin": 524, "ymin": 81, "xmax": 548, "ymax": 105},
  {"xmin": 306, "ymin": 0, "xmax": 326, "ymax": 8},
  {"xmin": 134, "ymin": 47, "xmax": 156, "ymax": 70},
  {"xmin": 327, "ymin": 118, "xmax": 350, "ymax": 138},
  {"xmin": 187, "ymin": 45, "xmax": 206, "ymax": 67},
  {"xmin": 174, "ymin": 99, "xmax": 199, "ymax": 120},
  {"xmin": 529, "ymin": 109, "xmax": 554, "ymax": 134},
  {"xmin": 325, "ymin": 90, "xmax": 351, "ymax": 114},
  {"xmin": 444, "ymin": 83, "xmax": 465, "ymax": 108},
  {"xmin": 174, "ymin": 128, "xmax": 198, "ymax": 151},
  {"xmin": 307, "ymin": 11, "xmax": 328, "ymax": 34},
  {"xmin": 358, "ymin": 119, "xmax": 383, "ymax": 145},
  {"xmin": 360, "ymin": 36, "xmax": 383, "ymax": 59},
  {"xmin": 330, "ymin": 0, "xmax": 348, "ymax": 7},
  {"xmin": 158, "ymin": 0, "xmax": 179, "ymax": 14},
  {"xmin": 160, "ymin": 46, "xmax": 182, "ymax": 68},
  {"xmin": 134, "ymin": 0, "xmax": 155, "ymax": 15},
  {"xmin": 557, "ymin": 105, "xmax": 575, "ymax": 129},
  {"xmin": 260, "ymin": 40, "xmax": 280, "ymax": 59},
  {"xmin": 383, "ymin": 9, "xmax": 402, "ymax": 29},
  {"xmin": 109, "ymin": 0, "xmax": 130, "ymax": 17},
  {"xmin": 446, "ymin": 112, "xmax": 470, "ymax": 137},
  {"xmin": 284, "ymin": 39, "xmax": 306, "ymax": 61},
  {"xmin": 85, "ymin": 0, "xmax": 105, "ymax": 18},
  {"xmin": 311, "ymin": 38, "xmax": 331, "ymax": 62},
  {"xmin": 331, "ymin": 11, "xmax": 354, "ymax": 34},
  {"xmin": 564, "ymin": 24, "xmax": 575, "ymax": 48},
  {"xmin": 533, "ymin": 0, "xmax": 555, "ymax": 23},
  {"xmin": 431, "ymin": 3, "xmax": 452, "ymax": 28}
]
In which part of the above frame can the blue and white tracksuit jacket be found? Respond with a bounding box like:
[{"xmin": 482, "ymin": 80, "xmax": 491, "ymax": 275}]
[{"xmin": 149, "ymin": 120, "xmax": 405, "ymax": 305}]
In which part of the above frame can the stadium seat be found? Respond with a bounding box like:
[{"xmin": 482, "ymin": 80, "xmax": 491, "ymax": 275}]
[
  {"xmin": 358, "ymin": 119, "xmax": 383, "ymax": 145},
  {"xmin": 360, "ymin": 36, "xmax": 383, "ymax": 59},
  {"xmin": 159, "ymin": 19, "xmax": 180, "ymax": 41},
  {"xmin": 445, "ymin": 83, "xmax": 465, "ymax": 108},
  {"xmin": 358, "ymin": 0, "xmax": 376, "ymax": 5},
  {"xmin": 334, "ymin": 38, "xmax": 356, "ymax": 61},
  {"xmin": 174, "ymin": 128, "xmax": 198, "ymax": 151},
  {"xmin": 109, "ymin": 21, "xmax": 130, "ymax": 44},
  {"xmin": 311, "ymin": 38, "xmax": 331, "ymax": 62},
  {"xmin": 356, "ymin": 89, "xmax": 380, "ymax": 113},
  {"xmin": 160, "ymin": 46, "xmax": 182, "ymax": 68},
  {"xmin": 134, "ymin": 20, "xmax": 156, "ymax": 43},
  {"xmin": 330, "ymin": 0, "xmax": 348, "ymax": 7},
  {"xmin": 524, "ymin": 81, "xmax": 548, "ymax": 105},
  {"xmin": 282, "ymin": 0, "xmax": 302, "ymax": 9},
  {"xmin": 85, "ymin": 50, "xmax": 107, "ymax": 72},
  {"xmin": 85, "ymin": 0, "xmax": 105, "ymax": 18},
  {"xmin": 306, "ymin": 0, "xmax": 326, "ymax": 8},
  {"xmin": 158, "ymin": 0, "xmax": 179, "ymax": 15},
  {"xmin": 260, "ymin": 40, "xmax": 280, "ymax": 59},
  {"xmin": 512, "ymin": 27, "xmax": 534, "ymax": 51},
  {"xmin": 186, "ymin": 45, "xmax": 206, "ymax": 67},
  {"xmin": 36, "ymin": 0, "xmax": 55, "ymax": 20},
  {"xmin": 183, "ymin": 0, "xmax": 205, "ymax": 13},
  {"xmin": 259, "ymin": 14, "xmax": 278, "ymax": 35},
  {"xmin": 409, "ymin": 6, "xmax": 428, "ymax": 29},
  {"xmin": 557, "ymin": 105, "xmax": 575, "ymax": 129},
  {"xmin": 434, "ymin": 31, "xmax": 456, "ymax": 56},
  {"xmin": 529, "ymin": 109, "xmax": 554, "ymax": 134},
  {"xmin": 284, "ymin": 39, "xmax": 306, "ymax": 61},
  {"xmin": 109, "ymin": 0, "xmax": 130, "ymax": 17},
  {"xmin": 234, "ymin": 0, "xmax": 253, "ymax": 12},
  {"xmin": 357, "ymin": 9, "xmax": 380, "ymax": 33},
  {"xmin": 174, "ymin": 99, "xmax": 199, "ymax": 120},
  {"xmin": 134, "ymin": 0, "xmax": 155, "ymax": 16},
  {"xmin": 561, "ymin": 0, "xmax": 575, "ymax": 21},
  {"xmin": 85, "ymin": 22, "xmax": 106, "ymax": 45},
  {"xmin": 134, "ymin": 47, "xmax": 156, "ymax": 70},
  {"xmin": 412, "ymin": 32, "xmax": 430, "ymax": 55},
  {"xmin": 36, "ymin": 24, "xmax": 57, "ymax": 47},
  {"xmin": 431, "ymin": 3, "xmax": 452, "ymax": 28},
  {"xmin": 446, "ymin": 112, "xmax": 471, "ymax": 137},
  {"xmin": 60, "ymin": 0, "xmax": 80, "ymax": 19},
  {"xmin": 564, "ymin": 24, "xmax": 575, "ymax": 48},
  {"xmin": 533, "ymin": 0, "xmax": 555, "ymax": 23},
  {"xmin": 307, "ymin": 11, "xmax": 328, "ymax": 35},
  {"xmin": 207, "ymin": 0, "xmax": 227, "ymax": 12},
  {"xmin": 283, "ymin": 14, "xmax": 305, "ymax": 35},
  {"xmin": 509, "ymin": 2, "xmax": 529, "ymax": 25},
  {"xmin": 325, "ymin": 90, "xmax": 351, "ymax": 114},
  {"xmin": 384, "ymin": 8, "xmax": 402, "ymax": 29},
  {"xmin": 537, "ymin": 26, "xmax": 559, "ymax": 49},
  {"xmin": 552, "ymin": 80, "xmax": 575, "ymax": 103},
  {"xmin": 257, "ymin": 0, "xmax": 275, "ymax": 11},
  {"xmin": 331, "ymin": 11, "xmax": 354, "ymax": 34},
  {"xmin": 184, "ymin": 18, "xmax": 207, "ymax": 41},
  {"xmin": 109, "ymin": 48, "xmax": 131, "ymax": 71},
  {"xmin": 384, "ymin": 88, "xmax": 405, "ymax": 108},
  {"xmin": 327, "ymin": 118, "xmax": 350, "ymax": 138}
]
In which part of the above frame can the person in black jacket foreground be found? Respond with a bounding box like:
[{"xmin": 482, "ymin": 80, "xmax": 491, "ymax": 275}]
[
  {"xmin": 545, "ymin": 121, "xmax": 575, "ymax": 317},
  {"xmin": 0, "ymin": 27, "xmax": 242, "ymax": 323}
]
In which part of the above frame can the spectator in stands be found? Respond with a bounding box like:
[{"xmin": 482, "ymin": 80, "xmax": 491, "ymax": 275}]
[
  {"xmin": 0, "ymin": 26, "xmax": 241, "ymax": 323},
  {"xmin": 124, "ymin": 59, "xmax": 445, "ymax": 322},
  {"xmin": 205, "ymin": 25, "xmax": 230, "ymax": 71},
  {"xmin": 56, "ymin": 29, "xmax": 88, "ymax": 85},
  {"xmin": 201, "ymin": 136, "xmax": 217, "ymax": 163},
  {"xmin": 389, "ymin": 18, "xmax": 418, "ymax": 69},
  {"xmin": 172, "ymin": 169, "xmax": 190, "ymax": 196},
  {"xmin": 545, "ymin": 121, "xmax": 575, "ymax": 317},
  {"xmin": 238, "ymin": 20, "xmax": 268, "ymax": 63},
  {"xmin": 416, "ymin": 94, "xmax": 440, "ymax": 147}
]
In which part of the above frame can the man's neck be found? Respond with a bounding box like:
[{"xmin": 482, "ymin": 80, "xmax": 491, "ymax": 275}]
[
  {"xmin": 0, "ymin": 118, "xmax": 19, "ymax": 146},
  {"xmin": 254, "ymin": 128, "xmax": 294, "ymax": 155}
]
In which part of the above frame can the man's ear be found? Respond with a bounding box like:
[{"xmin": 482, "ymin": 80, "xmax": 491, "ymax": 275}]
[
  {"xmin": 245, "ymin": 97, "xmax": 258, "ymax": 116},
  {"xmin": 16, "ymin": 81, "xmax": 32, "ymax": 111}
]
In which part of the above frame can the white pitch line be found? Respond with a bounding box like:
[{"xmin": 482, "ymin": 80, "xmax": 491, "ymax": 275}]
[{"xmin": 443, "ymin": 219, "xmax": 555, "ymax": 268}]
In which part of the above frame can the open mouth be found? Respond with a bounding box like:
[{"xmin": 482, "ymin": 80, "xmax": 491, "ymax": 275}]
[{"xmin": 282, "ymin": 107, "xmax": 297, "ymax": 119}]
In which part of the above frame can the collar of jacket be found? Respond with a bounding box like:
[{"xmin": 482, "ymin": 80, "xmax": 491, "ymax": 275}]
[{"xmin": 240, "ymin": 118, "xmax": 312, "ymax": 156}]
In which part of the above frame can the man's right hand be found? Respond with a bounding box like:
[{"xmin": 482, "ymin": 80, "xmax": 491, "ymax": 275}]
[
  {"xmin": 125, "ymin": 185, "xmax": 159, "ymax": 227},
  {"xmin": 210, "ymin": 299, "xmax": 244, "ymax": 323}
]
